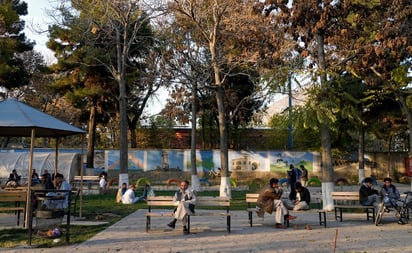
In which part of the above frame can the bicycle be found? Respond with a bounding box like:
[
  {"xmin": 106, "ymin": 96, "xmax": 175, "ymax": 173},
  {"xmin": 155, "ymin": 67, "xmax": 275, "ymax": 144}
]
[
  {"xmin": 375, "ymin": 191, "xmax": 412, "ymax": 226},
  {"xmin": 208, "ymin": 168, "xmax": 221, "ymax": 178}
]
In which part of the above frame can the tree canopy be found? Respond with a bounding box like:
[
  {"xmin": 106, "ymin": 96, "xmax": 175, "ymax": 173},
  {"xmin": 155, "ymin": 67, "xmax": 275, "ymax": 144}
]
[{"xmin": 0, "ymin": 0, "xmax": 34, "ymax": 95}]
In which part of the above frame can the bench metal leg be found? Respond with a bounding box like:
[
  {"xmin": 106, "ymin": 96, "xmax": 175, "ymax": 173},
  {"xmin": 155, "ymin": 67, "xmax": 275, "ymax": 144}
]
[
  {"xmin": 248, "ymin": 211, "xmax": 253, "ymax": 227},
  {"xmin": 334, "ymin": 207, "xmax": 343, "ymax": 222},
  {"xmin": 146, "ymin": 216, "xmax": 150, "ymax": 232},
  {"xmin": 366, "ymin": 208, "xmax": 375, "ymax": 221},
  {"xmin": 187, "ymin": 215, "xmax": 190, "ymax": 234},
  {"xmin": 227, "ymin": 215, "xmax": 231, "ymax": 233},
  {"xmin": 16, "ymin": 210, "xmax": 21, "ymax": 226},
  {"xmin": 319, "ymin": 211, "xmax": 327, "ymax": 227},
  {"xmin": 285, "ymin": 216, "xmax": 290, "ymax": 227}
]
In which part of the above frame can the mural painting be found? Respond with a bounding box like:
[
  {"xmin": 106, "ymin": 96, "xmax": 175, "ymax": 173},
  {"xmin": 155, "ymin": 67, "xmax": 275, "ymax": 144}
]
[{"xmin": 105, "ymin": 150, "xmax": 319, "ymax": 173}]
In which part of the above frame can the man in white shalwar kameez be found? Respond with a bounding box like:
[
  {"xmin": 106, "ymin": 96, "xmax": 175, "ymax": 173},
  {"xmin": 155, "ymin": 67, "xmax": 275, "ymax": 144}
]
[{"xmin": 167, "ymin": 180, "xmax": 196, "ymax": 234}]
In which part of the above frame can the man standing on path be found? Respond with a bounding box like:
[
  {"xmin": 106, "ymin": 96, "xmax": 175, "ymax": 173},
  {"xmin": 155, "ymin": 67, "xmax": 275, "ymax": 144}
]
[
  {"xmin": 255, "ymin": 178, "xmax": 296, "ymax": 229},
  {"xmin": 167, "ymin": 180, "xmax": 196, "ymax": 234},
  {"xmin": 287, "ymin": 165, "xmax": 296, "ymax": 193}
]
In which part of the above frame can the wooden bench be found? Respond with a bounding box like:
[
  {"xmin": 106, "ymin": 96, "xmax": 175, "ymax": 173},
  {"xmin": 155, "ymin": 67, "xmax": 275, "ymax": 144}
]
[
  {"xmin": 246, "ymin": 193, "xmax": 327, "ymax": 228},
  {"xmin": 0, "ymin": 190, "xmax": 27, "ymax": 226},
  {"xmin": 146, "ymin": 196, "xmax": 231, "ymax": 233},
  {"xmin": 73, "ymin": 176, "xmax": 100, "ymax": 189},
  {"xmin": 331, "ymin": 192, "xmax": 375, "ymax": 222}
]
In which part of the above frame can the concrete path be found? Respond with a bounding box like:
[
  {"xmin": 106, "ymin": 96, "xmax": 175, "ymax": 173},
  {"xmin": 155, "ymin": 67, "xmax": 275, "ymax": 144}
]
[{"xmin": 1, "ymin": 207, "xmax": 412, "ymax": 253}]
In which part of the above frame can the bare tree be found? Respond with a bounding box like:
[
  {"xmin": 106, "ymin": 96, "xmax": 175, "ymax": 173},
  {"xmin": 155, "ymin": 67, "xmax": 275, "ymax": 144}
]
[
  {"xmin": 70, "ymin": 0, "xmax": 166, "ymax": 184},
  {"xmin": 169, "ymin": 0, "xmax": 268, "ymax": 196}
]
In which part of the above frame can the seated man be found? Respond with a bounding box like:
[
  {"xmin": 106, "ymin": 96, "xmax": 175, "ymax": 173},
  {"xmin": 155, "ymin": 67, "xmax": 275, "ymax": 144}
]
[
  {"xmin": 380, "ymin": 177, "xmax": 401, "ymax": 210},
  {"xmin": 137, "ymin": 184, "xmax": 155, "ymax": 202},
  {"xmin": 31, "ymin": 169, "xmax": 41, "ymax": 185},
  {"xmin": 255, "ymin": 178, "xmax": 296, "ymax": 229},
  {"xmin": 44, "ymin": 173, "xmax": 71, "ymax": 210},
  {"xmin": 121, "ymin": 184, "xmax": 139, "ymax": 204},
  {"xmin": 284, "ymin": 182, "xmax": 311, "ymax": 210},
  {"xmin": 6, "ymin": 169, "xmax": 21, "ymax": 187},
  {"xmin": 116, "ymin": 182, "xmax": 128, "ymax": 203},
  {"xmin": 40, "ymin": 173, "xmax": 55, "ymax": 190},
  {"xmin": 167, "ymin": 180, "xmax": 196, "ymax": 234},
  {"xmin": 359, "ymin": 177, "xmax": 380, "ymax": 209}
]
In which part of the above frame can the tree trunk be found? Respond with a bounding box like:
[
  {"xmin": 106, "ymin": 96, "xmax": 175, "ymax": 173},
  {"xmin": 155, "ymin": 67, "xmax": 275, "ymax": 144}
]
[
  {"xmin": 358, "ymin": 128, "xmax": 365, "ymax": 183},
  {"xmin": 317, "ymin": 32, "xmax": 334, "ymax": 210},
  {"xmin": 86, "ymin": 103, "xmax": 97, "ymax": 169},
  {"xmin": 130, "ymin": 126, "xmax": 137, "ymax": 148},
  {"xmin": 216, "ymin": 85, "xmax": 231, "ymax": 197},
  {"xmin": 118, "ymin": 75, "xmax": 129, "ymax": 185},
  {"xmin": 388, "ymin": 136, "xmax": 392, "ymax": 178},
  {"xmin": 191, "ymin": 83, "xmax": 200, "ymax": 191},
  {"xmin": 117, "ymin": 27, "xmax": 129, "ymax": 186}
]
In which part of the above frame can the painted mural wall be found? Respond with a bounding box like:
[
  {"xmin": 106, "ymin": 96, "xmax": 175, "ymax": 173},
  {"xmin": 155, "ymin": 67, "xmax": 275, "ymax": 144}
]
[
  {"xmin": 105, "ymin": 150, "xmax": 321, "ymax": 175},
  {"xmin": 4, "ymin": 148, "xmax": 411, "ymax": 179}
]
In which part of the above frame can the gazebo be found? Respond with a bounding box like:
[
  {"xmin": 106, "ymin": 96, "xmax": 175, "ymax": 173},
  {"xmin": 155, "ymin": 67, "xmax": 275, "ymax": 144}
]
[{"xmin": 0, "ymin": 98, "xmax": 85, "ymax": 229}]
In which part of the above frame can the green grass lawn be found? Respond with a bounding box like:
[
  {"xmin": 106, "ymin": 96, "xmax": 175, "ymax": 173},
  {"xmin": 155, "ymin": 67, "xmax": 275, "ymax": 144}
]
[{"xmin": 0, "ymin": 190, "xmax": 249, "ymax": 248}]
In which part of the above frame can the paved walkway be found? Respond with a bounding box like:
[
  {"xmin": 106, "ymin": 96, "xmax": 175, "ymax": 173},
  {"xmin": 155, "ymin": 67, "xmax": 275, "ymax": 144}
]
[{"xmin": 1, "ymin": 207, "xmax": 412, "ymax": 252}]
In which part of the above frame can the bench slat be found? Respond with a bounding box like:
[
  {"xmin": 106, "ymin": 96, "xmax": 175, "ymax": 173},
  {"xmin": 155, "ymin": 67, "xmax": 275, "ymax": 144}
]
[
  {"xmin": 0, "ymin": 207, "xmax": 25, "ymax": 211},
  {"xmin": 74, "ymin": 176, "xmax": 100, "ymax": 181},
  {"xmin": 0, "ymin": 192, "xmax": 27, "ymax": 202},
  {"xmin": 147, "ymin": 201, "xmax": 177, "ymax": 206},
  {"xmin": 196, "ymin": 201, "xmax": 230, "ymax": 206},
  {"xmin": 334, "ymin": 205, "xmax": 374, "ymax": 208},
  {"xmin": 193, "ymin": 212, "xmax": 230, "ymax": 216},
  {"xmin": 146, "ymin": 212, "xmax": 174, "ymax": 217}
]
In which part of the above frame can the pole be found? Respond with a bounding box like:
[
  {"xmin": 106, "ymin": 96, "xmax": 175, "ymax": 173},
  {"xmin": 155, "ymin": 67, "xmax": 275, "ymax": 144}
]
[
  {"xmin": 26, "ymin": 129, "xmax": 35, "ymax": 235},
  {"xmin": 288, "ymin": 73, "xmax": 293, "ymax": 149},
  {"xmin": 55, "ymin": 138, "xmax": 59, "ymax": 182},
  {"xmin": 80, "ymin": 134, "xmax": 85, "ymax": 218}
]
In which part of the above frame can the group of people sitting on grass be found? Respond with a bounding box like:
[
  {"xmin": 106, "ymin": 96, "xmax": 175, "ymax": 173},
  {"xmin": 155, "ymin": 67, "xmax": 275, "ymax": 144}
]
[{"xmin": 117, "ymin": 183, "xmax": 156, "ymax": 204}]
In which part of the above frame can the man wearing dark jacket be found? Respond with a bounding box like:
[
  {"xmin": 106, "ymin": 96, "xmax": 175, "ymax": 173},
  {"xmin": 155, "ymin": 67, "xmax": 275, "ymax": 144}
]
[
  {"xmin": 359, "ymin": 177, "xmax": 380, "ymax": 208},
  {"xmin": 285, "ymin": 182, "xmax": 311, "ymax": 210}
]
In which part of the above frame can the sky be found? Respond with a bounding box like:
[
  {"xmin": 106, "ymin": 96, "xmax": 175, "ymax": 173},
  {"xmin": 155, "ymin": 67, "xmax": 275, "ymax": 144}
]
[
  {"xmin": 23, "ymin": 0, "xmax": 56, "ymax": 64},
  {"xmin": 22, "ymin": 0, "xmax": 166, "ymax": 116}
]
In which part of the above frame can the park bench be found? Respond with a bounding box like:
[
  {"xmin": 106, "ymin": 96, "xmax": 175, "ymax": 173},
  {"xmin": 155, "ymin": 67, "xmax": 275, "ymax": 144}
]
[
  {"xmin": 73, "ymin": 175, "xmax": 100, "ymax": 189},
  {"xmin": 146, "ymin": 196, "xmax": 231, "ymax": 233},
  {"xmin": 246, "ymin": 193, "xmax": 327, "ymax": 228},
  {"xmin": 0, "ymin": 190, "xmax": 28, "ymax": 226},
  {"xmin": 331, "ymin": 191, "xmax": 375, "ymax": 222}
]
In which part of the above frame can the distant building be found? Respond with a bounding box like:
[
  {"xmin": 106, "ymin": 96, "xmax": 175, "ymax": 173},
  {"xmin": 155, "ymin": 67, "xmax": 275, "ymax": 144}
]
[{"xmin": 261, "ymin": 92, "xmax": 307, "ymax": 125}]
